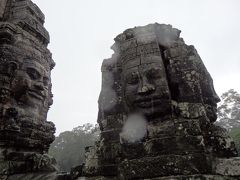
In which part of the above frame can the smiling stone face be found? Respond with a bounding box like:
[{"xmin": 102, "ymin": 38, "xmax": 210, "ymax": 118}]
[
  {"xmin": 12, "ymin": 60, "xmax": 50, "ymax": 108},
  {"xmin": 0, "ymin": 45, "xmax": 52, "ymax": 122},
  {"xmin": 0, "ymin": 1, "xmax": 58, "ymax": 176},
  {"xmin": 122, "ymin": 55, "xmax": 172, "ymax": 118},
  {"xmin": 8, "ymin": 58, "xmax": 51, "ymax": 122}
]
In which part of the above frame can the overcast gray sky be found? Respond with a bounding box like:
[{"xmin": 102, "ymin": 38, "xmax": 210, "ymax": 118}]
[{"xmin": 32, "ymin": 0, "xmax": 240, "ymax": 135}]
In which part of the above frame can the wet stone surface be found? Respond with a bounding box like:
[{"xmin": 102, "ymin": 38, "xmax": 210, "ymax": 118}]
[
  {"xmin": 80, "ymin": 23, "xmax": 240, "ymax": 180},
  {"xmin": 0, "ymin": 0, "xmax": 59, "ymax": 179}
]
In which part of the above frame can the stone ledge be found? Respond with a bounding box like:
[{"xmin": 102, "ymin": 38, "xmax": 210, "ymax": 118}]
[
  {"xmin": 76, "ymin": 174, "xmax": 239, "ymax": 180},
  {"xmin": 119, "ymin": 154, "xmax": 212, "ymax": 179},
  {"xmin": 77, "ymin": 176, "xmax": 117, "ymax": 180},
  {"xmin": 145, "ymin": 174, "xmax": 239, "ymax": 180},
  {"xmin": 6, "ymin": 172, "xmax": 71, "ymax": 180}
]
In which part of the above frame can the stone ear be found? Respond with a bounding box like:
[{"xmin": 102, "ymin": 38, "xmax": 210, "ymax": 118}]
[
  {"xmin": 7, "ymin": 61, "xmax": 18, "ymax": 76},
  {"xmin": 0, "ymin": 31, "xmax": 15, "ymax": 45}
]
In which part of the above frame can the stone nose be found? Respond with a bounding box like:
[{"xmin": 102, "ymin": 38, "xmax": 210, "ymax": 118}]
[
  {"xmin": 34, "ymin": 81, "xmax": 44, "ymax": 91},
  {"xmin": 137, "ymin": 78, "xmax": 155, "ymax": 95}
]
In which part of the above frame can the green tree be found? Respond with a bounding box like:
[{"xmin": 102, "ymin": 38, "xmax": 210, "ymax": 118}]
[
  {"xmin": 216, "ymin": 89, "xmax": 240, "ymax": 131},
  {"xmin": 216, "ymin": 89, "xmax": 240, "ymax": 155},
  {"xmin": 49, "ymin": 123, "xmax": 99, "ymax": 172}
]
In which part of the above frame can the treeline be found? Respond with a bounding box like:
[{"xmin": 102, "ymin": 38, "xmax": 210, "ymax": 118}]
[
  {"xmin": 49, "ymin": 89, "xmax": 240, "ymax": 172},
  {"xmin": 48, "ymin": 123, "xmax": 99, "ymax": 172},
  {"xmin": 216, "ymin": 89, "xmax": 240, "ymax": 154}
]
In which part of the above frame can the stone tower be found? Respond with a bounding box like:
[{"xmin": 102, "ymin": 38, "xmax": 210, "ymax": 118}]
[
  {"xmin": 82, "ymin": 24, "xmax": 240, "ymax": 180},
  {"xmin": 0, "ymin": 0, "xmax": 62, "ymax": 179}
]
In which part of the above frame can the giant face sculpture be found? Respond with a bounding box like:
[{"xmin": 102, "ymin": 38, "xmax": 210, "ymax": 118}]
[
  {"xmin": 7, "ymin": 57, "xmax": 51, "ymax": 122},
  {"xmin": 0, "ymin": 1, "xmax": 57, "ymax": 174},
  {"xmin": 122, "ymin": 55, "xmax": 171, "ymax": 118},
  {"xmin": 12, "ymin": 60, "xmax": 49, "ymax": 107}
]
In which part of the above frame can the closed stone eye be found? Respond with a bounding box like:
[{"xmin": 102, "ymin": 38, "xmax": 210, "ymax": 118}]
[
  {"xmin": 26, "ymin": 68, "xmax": 41, "ymax": 80},
  {"xmin": 146, "ymin": 68, "xmax": 161, "ymax": 79},
  {"xmin": 126, "ymin": 72, "xmax": 139, "ymax": 85}
]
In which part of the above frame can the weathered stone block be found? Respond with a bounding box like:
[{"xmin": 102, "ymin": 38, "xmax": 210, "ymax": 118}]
[
  {"xmin": 83, "ymin": 163, "xmax": 118, "ymax": 177},
  {"xmin": 13, "ymin": 0, "xmax": 45, "ymax": 23},
  {"xmin": 145, "ymin": 174, "xmax": 238, "ymax": 180},
  {"xmin": 121, "ymin": 142, "xmax": 145, "ymax": 159},
  {"xmin": 164, "ymin": 45, "xmax": 191, "ymax": 59},
  {"xmin": 214, "ymin": 158, "xmax": 240, "ymax": 177},
  {"xmin": 101, "ymin": 129, "xmax": 121, "ymax": 142},
  {"xmin": 100, "ymin": 114, "xmax": 124, "ymax": 130},
  {"xmin": 9, "ymin": 0, "xmax": 49, "ymax": 44},
  {"xmin": 119, "ymin": 154, "xmax": 212, "ymax": 179},
  {"xmin": 100, "ymin": 164, "xmax": 118, "ymax": 176},
  {"xmin": 144, "ymin": 135, "xmax": 205, "ymax": 156},
  {"xmin": 174, "ymin": 102, "xmax": 205, "ymax": 119},
  {"xmin": 147, "ymin": 119, "xmax": 175, "ymax": 138},
  {"xmin": 7, "ymin": 172, "xmax": 71, "ymax": 180},
  {"xmin": 100, "ymin": 142, "xmax": 121, "ymax": 164},
  {"xmin": 77, "ymin": 176, "xmax": 117, "ymax": 180},
  {"xmin": 174, "ymin": 119, "xmax": 202, "ymax": 136}
]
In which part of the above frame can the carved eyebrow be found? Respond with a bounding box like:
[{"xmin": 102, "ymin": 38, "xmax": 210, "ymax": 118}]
[
  {"xmin": 144, "ymin": 67, "xmax": 163, "ymax": 79},
  {"xmin": 141, "ymin": 65, "xmax": 161, "ymax": 72},
  {"xmin": 125, "ymin": 71, "xmax": 137, "ymax": 79},
  {"xmin": 149, "ymin": 67, "xmax": 162, "ymax": 72}
]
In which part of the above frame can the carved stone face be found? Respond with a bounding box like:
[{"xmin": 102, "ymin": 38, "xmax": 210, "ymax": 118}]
[
  {"xmin": 12, "ymin": 60, "xmax": 50, "ymax": 110},
  {"xmin": 122, "ymin": 55, "xmax": 171, "ymax": 117}
]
